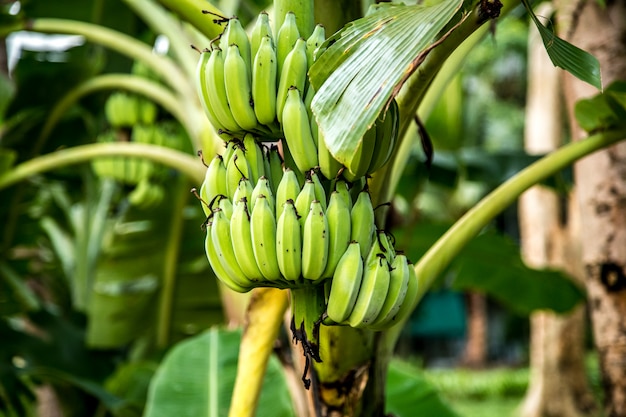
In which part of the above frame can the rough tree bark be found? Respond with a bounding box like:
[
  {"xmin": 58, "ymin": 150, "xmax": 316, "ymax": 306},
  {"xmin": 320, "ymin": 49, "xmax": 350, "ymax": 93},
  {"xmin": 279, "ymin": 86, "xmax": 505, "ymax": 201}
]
[
  {"xmin": 518, "ymin": 6, "xmax": 597, "ymax": 416},
  {"xmin": 556, "ymin": 0, "xmax": 626, "ymax": 415}
]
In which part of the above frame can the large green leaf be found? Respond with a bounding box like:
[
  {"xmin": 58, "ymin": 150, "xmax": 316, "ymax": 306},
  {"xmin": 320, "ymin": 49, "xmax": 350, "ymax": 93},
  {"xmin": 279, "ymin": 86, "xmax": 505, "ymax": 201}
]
[
  {"xmin": 385, "ymin": 359, "xmax": 459, "ymax": 417},
  {"xmin": 575, "ymin": 81, "xmax": 626, "ymax": 133},
  {"xmin": 309, "ymin": 0, "xmax": 462, "ymax": 165},
  {"xmin": 523, "ymin": 0, "xmax": 601, "ymax": 90},
  {"xmin": 144, "ymin": 328, "xmax": 296, "ymax": 417}
]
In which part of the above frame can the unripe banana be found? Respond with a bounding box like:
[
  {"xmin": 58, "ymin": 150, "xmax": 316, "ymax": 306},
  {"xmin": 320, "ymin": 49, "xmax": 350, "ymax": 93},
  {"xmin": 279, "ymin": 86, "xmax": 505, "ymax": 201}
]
[
  {"xmin": 267, "ymin": 144, "xmax": 284, "ymax": 195},
  {"xmin": 210, "ymin": 208, "xmax": 254, "ymax": 288},
  {"xmin": 129, "ymin": 179, "xmax": 163, "ymax": 209},
  {"xmin": 250, "ymin": 194, "xmax": 281, "ymax": 281},
  {"xmin": 224, "ymin": 44, "xmax": 258, "ymax": 131},
  {"xmin": 226, "ymin": 147, "xmax": 251, "ymax": 200},
  {"xmin": 309, "ymin": 168, "xmax": 327, "ymax": 211},
  {"xmin": 217, "ymin": 194, "xmax": 233, "ymax": 220},
  {"xmin": 301, "ymin": 200, "xmax": 329, "ymax": 281},
  {"xmin": 276, "ymin": 11, "xmax": 300, "ymax": 79},
  {"xmin": 205, "ymin": 219, "xmax": 251, "ymax": 293},
  {"xmin": 242, "ymin": 133, "xmax": 265, "ymax": 183},
  {"xmin": 275, "ymin": 167, "xmax": 301, "ymax": 219},
  {"xmin": 304, "ymin": 85, "xmax": 319, "ymax": 147},
  {"xmin": 306, "ymin": 24, "xmax": 326, "ymax": 69},
  {"xmin": 276, "ymin": 199, "xmax": 302, "ymax": 281},
  {"xmin": 350, "ymin": 189, "xmax": 376, "ymax": 258},
  {"xmin": 295, "ymin": 179, "xmax": 316, "ymax": 229},
  {"xmin": 281, "ymin": 138, "xmax": 305, "ymax": 184},
  {"xmin": 344, "ymin": 124, "xmax": 377, "ymax": 181},
  {"xmin": 195, "ymin": 50, "xmax": 227, "ymax": 132},
  {"xmin": 220, "ymin": 18, "xmax": 252, "ymax": 80},
  {"xmin": 250, "ymin": 11, "xmax": 273, "ymax": 61},
  {"xmin": 334, "ymin": 179, "xmax": 352, "ymax": 209},
  {"xmin": 230, "ymin": 199, "xmax": 264, "ymax": 282},
  {"xmin": 250, "ymin": 176, "xmax": 275, "ymax": 214},
  {"xmin": 369, "ymin": 253, "xmax": 410, "ymax": 328},
  {"xmin": 200, "ymin": 155, "xmax": 227, "ymax": 216},
  {"xmin": 232, "ymin": 177, "xmax": 254, "ymax": 208},
  {"xmin": 368, "ymin": 100, "xmax": 399, "ymax": 173},
  {"xmin": 376, "ymin": 230, "xmax": 396, "ymax": 265},
  {"xmin": 282, "ymin": 87, "xmax": 318, "ymax": 174},
  {"xmin": 204, "ymin": 47, "xmax": 242, "ymax": 132},
  {"xmin": 276, "ymin": 38, "xmax": 308, "ymax": 124},
  {"xmin": 325, "ymin": 241, "xmax": 363, "ymax": 323},
  {"xmin": 252, "ymin": 35, "xmax": 278, "ymax": 126},
  {"xmin": 137, "ymin": 97, "xmax": 158, "ymax": 125},
  {"xmin": 348, "ymin": 253, "xmax": 391, "ymax": 328},
  {"xmin": 384, "ymin": 261, "xmax": 418, "ymax": 326},
  {"xmin": 222, "ymin": 138, "xmax": 238, "ymax": 166},
  {"xmin": 321, "ymin": 191, "xmax": 351, "ymax": 279}
]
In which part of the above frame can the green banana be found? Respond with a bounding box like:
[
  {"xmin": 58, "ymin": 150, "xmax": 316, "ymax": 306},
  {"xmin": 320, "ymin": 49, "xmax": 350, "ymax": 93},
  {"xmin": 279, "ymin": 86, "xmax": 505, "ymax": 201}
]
[
  {"xmin": 385, "ymin": 261, "xmax": 418, "ymax": 326},
  {"xmin": 368, "ymin": 100, "xmax": 399, "ymax": 173},
  {"xmin": 275, "ymin": 167, "xmax": 301, "ymax": 220},
  {"xmin": 304, "ymin": 84, "xmax": 319, "ymax": 147},
  {"xmin": 224, "ymin": 44, "xmax": 258, "ymax": 131},
  {"xmin": 325, "ymin": 241, "xmax": 363, "ymax": 323},
  {"xmin": 225, "ymin": 147, "xmax": 251, "ymax": 200},
  {"xmin": 252, "ymin": 35, "xmax": 278, "ymax": 126},
  {"xmin": 222, "ymin": 138, "xmax": 238, "ymax": 166},
  {"xmin": 276, "ymin": 38, "xmax": 308, "ymax": 124},
  {"xmin": 294, "ymin": 179, "xmax": 316, "ymax": 229},
  {"xmin": 368, "ymin": 253, "xmax": 410, "ymax": 328},
  {"xmin": 220, "ymin": 18, "xmax": 252, "ymax": 79},
  {"xmin": 334, "ymin": 179, "xmax": 352, "ymax": 210},
  {"xmin": 129, "ymin": 179, "xmax": 163, "ymax": 210},
  {"xmin": 230, "ymin": 199, "xmax": 264, "ymax": 282},
  {"xmin": 309, "ymin": 168, "xmax": 327, "ymax": 211},
  {"xmin": 276, "ymin": 199, "xmax": 302, "ymax": 281},
  {"xmin": 204, "ymin": 220, "xmax": 251, "ymax": 293},
  {"xmin": 242, "ymin": 133, "xmax": 265, "ymax": 184},
  {"xmin": 232, "ymin": 177, "xmax": 254, "ymax": 208},
  {"xmin": 350, "ymin": 189, "xmax": 376, "ymax": 258},
  {"xmin": 305, "ymin": 24, "xmax": 326, "ymax": 69},
  {"xmin": 195, "ymin": 50, "xmax": 226, "ymax": 132},
  {"xmin": 267, "ymin": 144, "xmax": 284, "ymax": 195},
  {"xmin": 250, "ymin": 194, "xmax": 281, "ymax": 281},
  {"xmin": 210, "ymin": 208, "xmax": 254, "ymax": 288},
  {"xmin": 217, "ymin": 194, "xmax": 233, "ymax": 220},
  {"xmin": 344, "ymin": 124, "xmax": 377, "ymax": 181},
  {"xmin": 204, "ymin": 47, "xmax": 242, "ymax": 132},
  {"xmin": 321, "ymin": 191, "xmax": 351, "ymax": 279},
  {"xmin": 250, "ymin": 11, "xmax": 273, "ymax": 61},
  {"xmin": 301, "ymin": 200, "xmax": 329, "ymax": 281},
  {"xmin": 200, "ymin": 155, "xmax": 227, "ymax": 216},
  {"xmin": 276, "ymin": 11, "xmax": 300, "ymax": 79},
  {"xmin": 250, "ymin": 176, "xmax": 275, "ymax": 214},
  {"xmin": 282, "ymin": 87, "xmax": 318, "ymax": 174},
  {"xmin": 137, "ymin": 96, "xmax": 157, "ymax": 125},
  {"xmin": 348, "ymin": 252, "xmax": 391, "ymax": 328}
]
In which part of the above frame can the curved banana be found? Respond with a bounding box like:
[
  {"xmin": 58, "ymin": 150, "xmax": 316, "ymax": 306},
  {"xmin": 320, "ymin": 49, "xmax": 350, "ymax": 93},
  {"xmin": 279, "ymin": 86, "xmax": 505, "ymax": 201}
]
[
  {"xmin": 282, "ymin": 87, "xmax": 318, "ymax": 174},
  {"xmin": 225, "ymin": 147, "xmax": 251, "ymax": 200},
  {"xmin": 205, "ymin": 219, "xmax": 251, "ymax": 293},
  {"xmin": 350, "ymin": 189, "xmax": 376, "ymax": 258},
  {"xmin": 195, "ymin": 50, "xmax": 226, "ymax": 132},
  {"xmin": 250, "ymin": 11, "xmax": 273, "ymax": 61},
  {"xmin": 250, "ymin": 176, "xmax": 275, "ymax": 214},
  {"xmin": 368, "ymin": 99, "xmax": 399, "ymax": 173},
  {"xmin": 276, "ymin": 199, "xmax": 302, "ymax": 281},
  {"xmin": 276, "ymin": 38, "xmax": 308, "ymax": 124},
  {"xmin": 276, "ymin": 11, "xmax": 300, "ymax": 79},
  {"xmin": 210, "ymin": 208, "xmax": 254, "ymax": 288},
  {"xmin": 250, "ymin": 194, "xmax": 281, "ymax": 281},
  {"xmin": 310, "ymin": 168, "xmax": 327, "ymax": 211},
  {"xmin": 344, "ymin": 124, "xmax": 377, "ymax": 181},
  {"xmin": 317, "ymin": 126, "xmax": 343, "ymax": 180},
  {"xmin": 230, "ymin": 199, "xmax": 264, "ymax": 282},
  {"xmin": 220, "ymin": 17, "xmax": 252, "ymax": 80},
  {"xmin": 321, "ymin": 191, "xmax": 351, "ymax": 279},
  {"xmin": 200, "ymin": 155, "xmax": 227, "ymax": 216},
  {"xmin": 222, "ymin": 138, "xmax": 239, "ymax": 166},
  {"xmin": 242, "ymin": 133, "xmax": 265, "ymax": 184},
  {"xmin": 217, "ymin": 195, "xmax": 233, "ymax": 220},
  {"xmin": 252, "ymin": 35, "xmax": 278, "ymax": 127},
  {"xmin": 325, "ymin": 241, "xmax": 363, "ymax": 323},
  {"xmin": 334, "ymin": 179, "xmax": 352, "ymax": 210},
  {"xmin": 301, "ymin": 200, "xmax": 329, "ymax": 281},
  {"xmin": 224, "ymin": 44, "xmax": 258, "ymax": 131},
  {"xmin": 348, "ymin": 253, "xmax": 391, "ymax": 328},
  {"xmin": 306, "ymin": 24, "xmax": 326, "ymax": 69},
  {"xmin": 369, "ymin": 253, "xmax": 410, "ymax": 328},
  {"xmin": 267, "ymin": 144, "xmax": 284, "ymax": 195},
  {"xmin": 204, "ymin": 47, "xmax": 242, "ymax": 132},
  {"xmin": 233, "ymin": 177, "xmax": 254, "ymax": 208},
  {"xmin": 294, "ymin": 179, "xmax": 316, "ymax": 229},
  {"xmin": 275, "ymin": 167, "xmax": 301, "ymax": 220}
]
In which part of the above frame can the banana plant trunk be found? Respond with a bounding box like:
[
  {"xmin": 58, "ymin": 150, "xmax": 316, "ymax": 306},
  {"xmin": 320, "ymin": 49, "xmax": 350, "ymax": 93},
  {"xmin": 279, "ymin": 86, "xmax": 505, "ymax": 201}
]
[{"xmin": 557, "ymin": 0, "xmax": 626, "ymax": 415}]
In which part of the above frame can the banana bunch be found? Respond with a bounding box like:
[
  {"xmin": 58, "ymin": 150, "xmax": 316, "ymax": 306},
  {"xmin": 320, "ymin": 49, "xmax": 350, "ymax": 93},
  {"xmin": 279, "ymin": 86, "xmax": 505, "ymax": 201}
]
[{"xmin": 105, "ymin": 92, "xmax": 158, "ymax": 127}]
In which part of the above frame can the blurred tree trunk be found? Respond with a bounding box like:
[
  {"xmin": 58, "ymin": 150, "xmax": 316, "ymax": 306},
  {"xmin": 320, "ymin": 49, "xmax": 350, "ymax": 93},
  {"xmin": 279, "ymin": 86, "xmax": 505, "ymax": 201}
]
[
  {"xmin": 461, "ymin": 292, "xmax": 488, "ymax": 368},
  {"xmin": 518, "ymin": 5, "xmax": 596, "ymax": 416},
  {"xmin": 557, "ymin": 0, "xmax": 626, "ymax": 415}
]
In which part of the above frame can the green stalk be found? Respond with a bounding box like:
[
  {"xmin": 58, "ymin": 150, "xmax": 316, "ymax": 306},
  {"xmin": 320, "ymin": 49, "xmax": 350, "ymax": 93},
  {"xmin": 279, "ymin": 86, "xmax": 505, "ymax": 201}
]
[
  {"xmin": 0, "ymin": 142, "xmax": 205, "ymax": 191},
  {"xmin": 37, "ymin": 74, "xmax": 191, "ymax": 151},
  {"xmin": 156, "ymin": 0, "xmax": 225, "ymax": 41},
  {"xmin": 122, "ymin": 0, "xmax": 199, "ymax": 79},
  {"xmin": 274, "ymin": 0, "xmax": 315, "ymax": 37},
  {"xmin": 22, "ymin": 18, "xmax": 191, "ymax": 98}
]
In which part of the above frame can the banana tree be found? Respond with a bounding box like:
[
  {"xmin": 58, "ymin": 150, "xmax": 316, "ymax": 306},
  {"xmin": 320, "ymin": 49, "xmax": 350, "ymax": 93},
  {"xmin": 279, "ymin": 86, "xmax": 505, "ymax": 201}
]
[{"xmin": 1, "ymin": 0, "xmax": 624, "ymax": 415}]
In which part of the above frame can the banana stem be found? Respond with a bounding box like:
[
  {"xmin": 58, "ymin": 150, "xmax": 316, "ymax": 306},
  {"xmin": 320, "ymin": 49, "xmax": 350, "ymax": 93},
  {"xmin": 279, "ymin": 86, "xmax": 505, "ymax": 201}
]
[
  {"xmin": 0, "ymin": 142, "xmax": 206, "ymax": 191},
  {"xmin": 23, "ymin": 18, "xmax": 192, "ymax": 98},
  {"xmin": 156, "ymin": 0, "xmax": 225, "ymax": 41}
]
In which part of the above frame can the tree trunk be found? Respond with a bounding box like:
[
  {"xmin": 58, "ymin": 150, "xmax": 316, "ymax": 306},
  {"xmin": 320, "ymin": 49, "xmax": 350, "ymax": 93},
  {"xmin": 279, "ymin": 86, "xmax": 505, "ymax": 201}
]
[
  {"xmin": 519, "ymin": 5, "xmax": 596, "ymax": 416},
  {"xmin": 461, "ymin": 291, "xmax": 488, "ymax": 368},
  {"xmin": 557, "ymin": 0, "xmax": 626, "ymax": 415}
]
